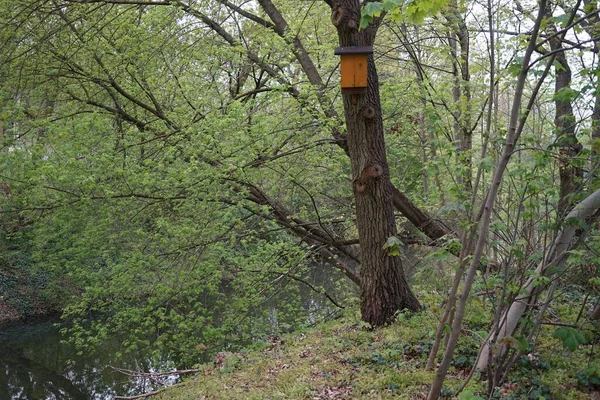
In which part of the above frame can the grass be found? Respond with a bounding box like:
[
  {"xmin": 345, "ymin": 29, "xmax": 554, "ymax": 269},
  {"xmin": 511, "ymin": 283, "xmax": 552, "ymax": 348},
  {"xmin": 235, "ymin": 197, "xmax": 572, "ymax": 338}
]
[
  {"xmin": 152, "ymin": 308, "xmax": 595, "ymax": 399},
  {"xmin": 152, "ymin": 292, "xmax": 599, "ymax": 399},
  {"xmin": 155, "ymin": 310, "xmax": 442, "ymax": 400}
]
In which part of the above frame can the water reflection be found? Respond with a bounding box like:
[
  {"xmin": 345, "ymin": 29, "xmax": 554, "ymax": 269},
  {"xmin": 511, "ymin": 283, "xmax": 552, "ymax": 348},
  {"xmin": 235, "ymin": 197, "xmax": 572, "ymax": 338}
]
[{"xmin": 0, "ymin": 319, "xmax": 179, "ymax": 400}]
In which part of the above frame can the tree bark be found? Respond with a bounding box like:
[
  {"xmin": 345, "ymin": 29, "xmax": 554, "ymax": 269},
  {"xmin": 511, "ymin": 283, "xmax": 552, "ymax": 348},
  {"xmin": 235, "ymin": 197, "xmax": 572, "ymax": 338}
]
[
  {"xmin": 256, "ymin": 0, "xmax": 452, "ymax": 244},
  {"xmin": 544, "ymin": 4, "xmax": 583, "ymax": 215},
  {"xmin": 332, "ymin": 0, "xmax": 421, "ymax": 325},
  {"xmin": 447, "ymin": 4, "xmax": 472, "ymax": 192},
  {"xmin": 580, "ymin": 1, "xmax": 600, "ymax": 172}
]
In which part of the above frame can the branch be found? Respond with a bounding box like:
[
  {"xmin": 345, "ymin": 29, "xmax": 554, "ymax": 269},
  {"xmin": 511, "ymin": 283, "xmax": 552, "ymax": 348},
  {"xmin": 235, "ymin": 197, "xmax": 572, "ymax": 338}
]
[
  {"xmin": 260, "ymin": 271, "xmax": 345, "ymax": 309},
  {"xmin": 110, "ymin": 365, "xmax": 201, "ymax": 377},
  {"xmin": 73, "ymin": 0, "xmax": 170, "ymax": 4},
  {"xmin": 216, "ymin": 0, "xmax": 274, "ymax": 29},
  {"xmin": 60, "ymin": 0, "xmax": 451, "ymax": 248},
  {"xmin": 114, "ymin": 389, "xmax": 165, "ymax": 400}
]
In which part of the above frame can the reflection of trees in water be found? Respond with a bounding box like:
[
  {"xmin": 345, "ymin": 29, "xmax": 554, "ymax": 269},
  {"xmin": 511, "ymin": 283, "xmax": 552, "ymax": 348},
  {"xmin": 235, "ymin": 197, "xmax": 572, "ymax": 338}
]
[
  {"xmin": 0, "ymin": 275, "xmax": 350, "ymax": 400},
  {"xmin": 0, "ymin": 320, "xmax": 173, "ymax": 399},
  {"xmin": 0, "ymin": 347, "xmax": 87, "ymax": 400}
]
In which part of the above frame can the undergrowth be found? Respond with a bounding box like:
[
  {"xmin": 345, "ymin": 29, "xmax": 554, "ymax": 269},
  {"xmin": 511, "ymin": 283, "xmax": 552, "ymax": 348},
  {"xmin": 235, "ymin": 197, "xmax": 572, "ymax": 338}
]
[{"xmin": 153, "ymin": 291, "xmax": 599, "ymax": 400}]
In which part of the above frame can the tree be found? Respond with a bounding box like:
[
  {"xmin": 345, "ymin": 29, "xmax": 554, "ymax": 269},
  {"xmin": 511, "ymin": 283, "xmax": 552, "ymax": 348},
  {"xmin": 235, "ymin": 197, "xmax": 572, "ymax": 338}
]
[
  {"xmin": 331, "ymin": 0, "xmax": 422, "ymax": 324},
  {"xmin": 3, "ymin": 0, "xmax": 600, "ymax": 397},
  {"xmin": 0, "ymin": 0, "xmax": 452, "ymax": 344},
  {"xmin": 543, "ymin": 1, "xmax": 583, "ymax": 215}
]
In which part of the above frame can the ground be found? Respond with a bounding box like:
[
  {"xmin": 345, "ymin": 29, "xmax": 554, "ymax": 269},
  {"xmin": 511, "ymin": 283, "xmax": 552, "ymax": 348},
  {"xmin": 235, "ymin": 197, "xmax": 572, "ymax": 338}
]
[{"xmin": 151, "ymin": 302, "xmax": 599, "ymax": 400}]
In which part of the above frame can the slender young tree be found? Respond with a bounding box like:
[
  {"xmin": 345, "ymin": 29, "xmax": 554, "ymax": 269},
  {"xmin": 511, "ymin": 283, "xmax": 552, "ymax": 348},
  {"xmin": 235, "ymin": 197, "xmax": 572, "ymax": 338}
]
[{"xmin": 543, "ymin": 2, "xmax": 583, "ymax": 215}]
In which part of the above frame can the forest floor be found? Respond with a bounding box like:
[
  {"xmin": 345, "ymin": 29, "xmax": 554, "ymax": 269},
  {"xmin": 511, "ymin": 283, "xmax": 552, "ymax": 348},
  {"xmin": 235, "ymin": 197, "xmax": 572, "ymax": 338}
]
[{"xmin": 153, "ymin": 301, "xmax": 599, "ymax": 400}]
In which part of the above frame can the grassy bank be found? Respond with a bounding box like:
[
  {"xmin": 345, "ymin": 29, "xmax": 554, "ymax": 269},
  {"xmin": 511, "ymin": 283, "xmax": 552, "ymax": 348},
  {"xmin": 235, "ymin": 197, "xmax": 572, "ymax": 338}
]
[{"xmin": 152, "ymin": 302, "xmax": 598, "ymax": 400}]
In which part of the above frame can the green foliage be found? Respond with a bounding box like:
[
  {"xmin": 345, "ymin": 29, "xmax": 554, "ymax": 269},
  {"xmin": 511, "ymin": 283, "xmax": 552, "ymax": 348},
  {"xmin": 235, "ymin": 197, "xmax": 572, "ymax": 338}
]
[
  {"xmin": 552, "ymin": 326, "xmax": 586, "ymax": 352},
  {"xmin": 552, "ymin": 87, "xmax": 580, "ymax": 103},
  {"xmin": 146, "ymin": 305, "xmax": 596, "ymax": 399},
  {"xmin": 360, "ymin": 0, "xmax": 450, "ymax": 29},
  {"xmin": 459, "ymin": 390, "xmax": 485, "ymax": 400},
  {"xmin": 382, "ymin": 236, "xmax": 403, "ymax": 256},
  {"xmin": 501, "ymin": 379, "xmax": 552, "ymax": 400},
  {"xmin": 0, "ymin": 0, "xmax": 351, "ymax": 362},
  {"xmin": 1, "ymin": 1, "xmax": 599, "ymax": 398},
  {"xmin": 576, "ymin": 364, "xmax": 600, "ymax": 388}
]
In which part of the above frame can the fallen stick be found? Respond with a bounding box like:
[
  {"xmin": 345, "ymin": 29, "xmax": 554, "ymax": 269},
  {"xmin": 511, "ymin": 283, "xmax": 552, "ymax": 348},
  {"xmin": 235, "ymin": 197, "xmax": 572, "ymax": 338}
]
[
  {"xmin": 114, "ymin": 388, "xmax": 165, "ymax": 400},
  {"xmin": 110, "ymin": 365, "xmax": 202, "ymax": 377}
]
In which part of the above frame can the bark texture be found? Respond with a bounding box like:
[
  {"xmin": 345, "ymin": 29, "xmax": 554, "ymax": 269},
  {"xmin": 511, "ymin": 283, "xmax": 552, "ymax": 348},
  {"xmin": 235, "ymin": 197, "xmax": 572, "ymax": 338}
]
[
  {"xmin": 545, "ymin": 4, "xmax": 583, "ymax": 215},
  {"xmin": 447, "ymin": 4, "xmax": 472, "ymax": 192},
  {"xmin": 580, "ymin": 1, "xmax": 600, "ymax": 172}
]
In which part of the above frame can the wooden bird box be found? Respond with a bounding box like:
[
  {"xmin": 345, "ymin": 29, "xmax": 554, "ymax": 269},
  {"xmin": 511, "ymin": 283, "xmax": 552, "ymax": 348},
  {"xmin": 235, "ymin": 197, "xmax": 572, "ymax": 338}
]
[{"xmin": 334, "ymin": 46, "xmax": 373, "ymax": 94}]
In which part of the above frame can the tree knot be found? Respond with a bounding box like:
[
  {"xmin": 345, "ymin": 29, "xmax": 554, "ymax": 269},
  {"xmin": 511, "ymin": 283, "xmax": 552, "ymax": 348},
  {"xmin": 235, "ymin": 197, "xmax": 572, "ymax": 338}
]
[{"xmin": 354, "ymin": 163, "xmax": 383, "ymax": 193}]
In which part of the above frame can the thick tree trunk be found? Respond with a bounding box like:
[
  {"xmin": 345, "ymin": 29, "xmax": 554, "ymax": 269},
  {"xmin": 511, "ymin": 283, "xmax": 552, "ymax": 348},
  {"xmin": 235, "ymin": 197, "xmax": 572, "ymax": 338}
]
[
  {"xmin": 582, "ymin": 1, "xmax": 600, "ymax": 171},
  {"xmin": 332, "ymin": 0, "xmax": 420, "ymax": 325},
  {"xmin": 259, "ymin": 0, "xmax": 453, "ymax": 244}
]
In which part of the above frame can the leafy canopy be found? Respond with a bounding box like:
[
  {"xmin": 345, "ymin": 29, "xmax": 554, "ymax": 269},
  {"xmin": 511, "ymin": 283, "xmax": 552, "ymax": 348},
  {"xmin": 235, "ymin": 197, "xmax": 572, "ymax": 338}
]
[{"xmin": 360, "ymin": 0, "xmax": 450, "ymax": 29}]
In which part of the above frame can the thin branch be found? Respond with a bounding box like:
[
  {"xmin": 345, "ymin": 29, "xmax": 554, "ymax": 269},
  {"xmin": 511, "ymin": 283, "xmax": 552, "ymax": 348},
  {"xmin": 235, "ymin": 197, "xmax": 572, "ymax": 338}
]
[
  {"xmin": 74, "ymin": 0, "xmax": 170, "ymax": 4},
  {"xmin": 114, "ymin": 389, "xmax": 165, "ymax": 400},
  {"xmin": 110, "ymin": 365, "xmax": 201, "ymax": 377}
]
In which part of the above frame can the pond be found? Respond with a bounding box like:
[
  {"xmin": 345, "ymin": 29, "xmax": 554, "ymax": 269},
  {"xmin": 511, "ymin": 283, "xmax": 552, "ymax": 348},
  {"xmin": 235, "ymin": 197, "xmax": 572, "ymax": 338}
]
[{"xmin": 0, "ymin": 319, "xmax": 181, "ymax": 399}]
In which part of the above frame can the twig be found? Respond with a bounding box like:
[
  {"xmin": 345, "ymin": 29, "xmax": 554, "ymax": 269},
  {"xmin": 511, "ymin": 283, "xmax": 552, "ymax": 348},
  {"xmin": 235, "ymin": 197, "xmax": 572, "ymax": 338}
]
[
  {"xmin": 539, "ymin": 321, "xmax": 578, "ymax": 328},
  {"xmin": 110, "ymin": 365, "xmax": 202, "ymax": 377},
  {"xmin": 114, "ymin": 388, "xmax": 165, "ymax": 400}
]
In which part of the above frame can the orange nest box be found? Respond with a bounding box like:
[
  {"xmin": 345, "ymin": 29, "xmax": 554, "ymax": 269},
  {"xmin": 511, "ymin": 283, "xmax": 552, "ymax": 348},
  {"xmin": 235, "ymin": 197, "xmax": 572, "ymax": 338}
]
[{"xmin": 334, "ymin": 46, "xmax": 373, "ymax": 94}]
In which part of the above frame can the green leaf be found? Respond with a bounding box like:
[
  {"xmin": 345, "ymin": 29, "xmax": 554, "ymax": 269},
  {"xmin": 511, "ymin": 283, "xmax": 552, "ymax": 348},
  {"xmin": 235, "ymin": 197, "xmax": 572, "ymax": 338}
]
[
  {"xmin": 515, "ymin": 335, "xmax": 530, "ymax": 352},
  {"xmin": 588, "ymin": 277, "xmax": 600, "ymax": 287},
  {"xmin": 361, "ymin": 0, "xmax": 449, "ymax": 28},
  {"xmin": 363, "ymin": 2, "xmax": 385, "ymax": 18},
  {"xmin": 459, "ymin": 390, "xmax": 485, "ymax": 400},
  {"xmin": 552, "ymin": 87, "xmax": 579, "ymax": 103},
  {"xmin": 359, "ymin": 14, "xmax": 374, "ymax": 30},
  {"xmin": 383, "ymin": 236, "xmax": 403, "ymax": 257},
  {"xmin": 552, "ymin": 14, "xmax": 569, "ymax": 25},
  {"xmin": 507, "ymin": 57, "xmax": 524, "ymax": 77},
  {"xmin": 553, "ymin": 327, "xmax": 586, "ymax": 351}
]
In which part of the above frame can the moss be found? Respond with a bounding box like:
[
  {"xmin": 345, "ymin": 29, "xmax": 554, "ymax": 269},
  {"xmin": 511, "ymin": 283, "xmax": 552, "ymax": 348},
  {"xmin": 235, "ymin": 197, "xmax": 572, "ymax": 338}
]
[{"xmin": 153, "ymin": 307, "xmax": 597, "ymax": 400}]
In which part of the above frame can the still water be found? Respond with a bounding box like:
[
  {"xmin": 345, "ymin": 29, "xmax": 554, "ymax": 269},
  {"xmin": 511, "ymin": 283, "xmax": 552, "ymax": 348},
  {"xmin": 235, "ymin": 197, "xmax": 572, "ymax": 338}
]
[{"xmin": 0, "ymin": 319, "xmax": 180, "ymax": 400}]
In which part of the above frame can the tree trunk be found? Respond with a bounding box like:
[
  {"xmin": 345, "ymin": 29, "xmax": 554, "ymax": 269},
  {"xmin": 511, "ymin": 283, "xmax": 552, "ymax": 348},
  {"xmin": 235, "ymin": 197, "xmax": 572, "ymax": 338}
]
[
  {"xmin": 427, "ymin": 2, "xmax": 549, "ymax": 396},
  {"xmin": 545, "ymin": 5, "xmax": 583, "ymax": 215},
  {"xmin": 447, "ymin": 4, "xmax": 472, "ymax": 193},
  {"xmin": 581, "ymin": 0, "xmax": 600, "ymax": 172},
  {"xmin": 332, "ymin": 0, "xmax": 420, "ymax": 325}
]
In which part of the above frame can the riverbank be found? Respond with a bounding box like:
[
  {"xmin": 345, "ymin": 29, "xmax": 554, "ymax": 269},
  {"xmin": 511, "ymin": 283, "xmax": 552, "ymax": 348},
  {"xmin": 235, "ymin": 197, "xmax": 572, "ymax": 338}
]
[
  {"xmin": 0, "ymin": 267, "xmax": 64, "ymax": 326},
  {"xmin": 0, "ymin": 300, "xmax": 21, "ymax": 325},
  {"xmin": 0, "ymin": 297, "xmax": 59, "ymax": 326},
  {"xmin": 152, "ymin": 310, "xmax": 598, "ymax": 400}
]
